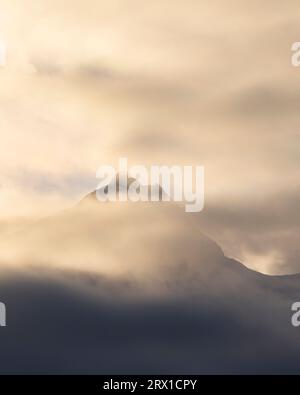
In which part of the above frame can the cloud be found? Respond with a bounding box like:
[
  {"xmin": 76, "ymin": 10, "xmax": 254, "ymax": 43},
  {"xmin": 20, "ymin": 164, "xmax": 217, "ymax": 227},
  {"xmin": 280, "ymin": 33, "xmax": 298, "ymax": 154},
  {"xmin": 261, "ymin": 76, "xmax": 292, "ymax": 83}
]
[
  {"xmin": 0, "ymin": 178, "xmax": 298, "ymax": 373},
  {"xmin": 197, "ymin": 190, "xmax": 300, "ymax": 274},
  {"xmin": 0, "ymin": 256, "xmax": 299, "ymax": 374},
  {"xmin": 0, "ymin": 1, "xmax": 300, "ymax": 270}
]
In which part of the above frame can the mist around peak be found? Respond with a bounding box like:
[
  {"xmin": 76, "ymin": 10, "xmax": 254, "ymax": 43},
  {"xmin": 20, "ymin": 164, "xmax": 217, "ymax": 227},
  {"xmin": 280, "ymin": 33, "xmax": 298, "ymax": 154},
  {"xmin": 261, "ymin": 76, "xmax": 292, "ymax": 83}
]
[{"xmin": 0, "ymin": 197, "xmax": 299, "ymax": 374}]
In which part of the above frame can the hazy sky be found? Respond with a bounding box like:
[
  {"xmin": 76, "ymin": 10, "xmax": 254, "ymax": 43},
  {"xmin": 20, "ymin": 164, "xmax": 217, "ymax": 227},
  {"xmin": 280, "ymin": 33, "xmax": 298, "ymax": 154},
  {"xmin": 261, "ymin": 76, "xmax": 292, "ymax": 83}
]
[{"xmin": 0, "ymin": 1, "xmax": 300, "ymax": 274}]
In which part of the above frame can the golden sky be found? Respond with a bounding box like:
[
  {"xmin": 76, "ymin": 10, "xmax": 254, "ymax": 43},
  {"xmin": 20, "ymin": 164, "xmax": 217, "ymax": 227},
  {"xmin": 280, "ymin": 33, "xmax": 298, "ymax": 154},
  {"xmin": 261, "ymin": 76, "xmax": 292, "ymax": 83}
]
[{"xmin": 0, "ymin": 0, "xmax": 300, "ymax": 273}]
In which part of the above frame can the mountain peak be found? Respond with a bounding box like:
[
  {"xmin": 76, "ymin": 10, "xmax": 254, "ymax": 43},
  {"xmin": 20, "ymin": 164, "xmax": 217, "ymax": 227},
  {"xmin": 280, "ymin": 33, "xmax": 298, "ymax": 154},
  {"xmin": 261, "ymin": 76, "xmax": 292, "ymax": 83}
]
[{"xmin": 81, "ymin": 174, "xmax": 166, "ymax": 204}]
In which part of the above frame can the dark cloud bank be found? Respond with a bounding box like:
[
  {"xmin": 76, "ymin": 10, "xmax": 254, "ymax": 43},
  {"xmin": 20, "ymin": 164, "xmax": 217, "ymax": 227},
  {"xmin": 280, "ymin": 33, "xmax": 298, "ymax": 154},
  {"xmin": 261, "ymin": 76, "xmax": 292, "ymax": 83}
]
[{"xmin": 0, "ymin": 195, "xmax": 300, "ymax": 374}]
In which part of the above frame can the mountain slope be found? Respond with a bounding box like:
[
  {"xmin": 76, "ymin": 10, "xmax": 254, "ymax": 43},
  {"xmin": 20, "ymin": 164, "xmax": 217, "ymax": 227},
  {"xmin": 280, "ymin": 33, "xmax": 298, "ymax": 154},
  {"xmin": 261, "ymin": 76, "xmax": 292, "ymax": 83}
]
[{"xmin": 0, "ymin": 190, "xmax": 299, "ymax": 373}]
